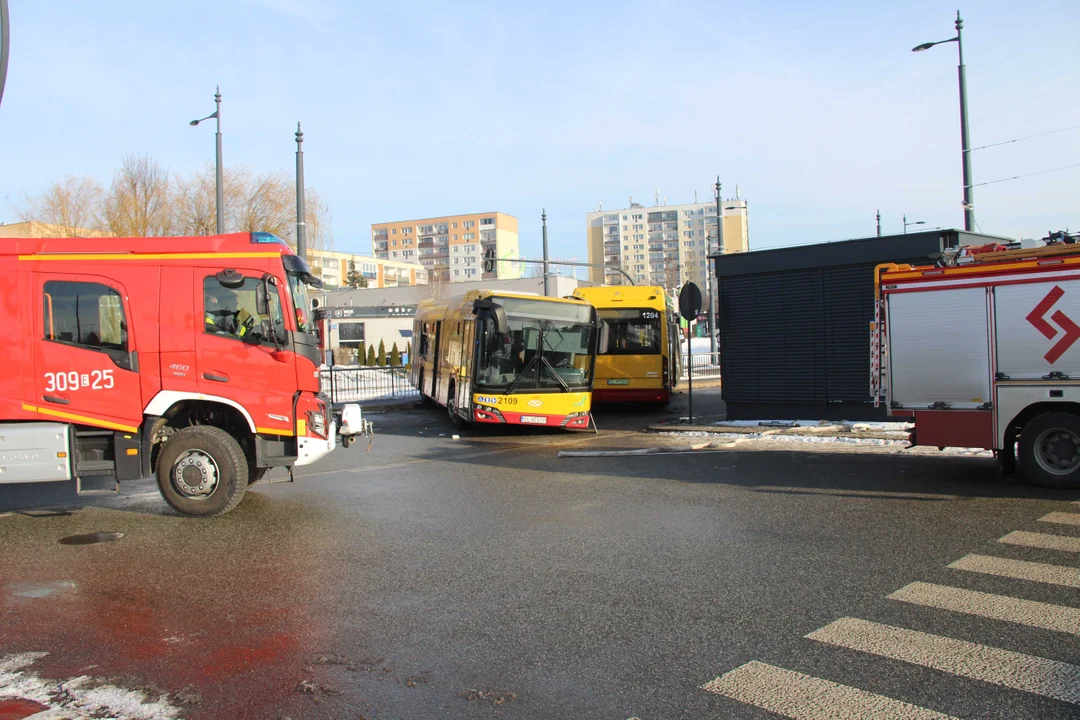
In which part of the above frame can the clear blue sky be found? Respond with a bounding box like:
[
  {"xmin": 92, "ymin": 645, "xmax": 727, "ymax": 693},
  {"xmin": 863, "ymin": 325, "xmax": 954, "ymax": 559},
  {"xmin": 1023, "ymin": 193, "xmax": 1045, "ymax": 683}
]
[{"xmin": 1, "ymin": 0, "xmax": 1077, "ymax": 260}]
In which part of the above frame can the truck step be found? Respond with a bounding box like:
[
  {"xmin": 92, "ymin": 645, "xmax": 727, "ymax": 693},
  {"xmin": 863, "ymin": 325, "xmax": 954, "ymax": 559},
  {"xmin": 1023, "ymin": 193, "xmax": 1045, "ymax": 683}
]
[
  {"xmin": 76, "ymin": 473, "xmax": 118, "ymax": 495},
  {"xmin": 75, "ymin": 460, "xmax": 116, "ymax": 476}
]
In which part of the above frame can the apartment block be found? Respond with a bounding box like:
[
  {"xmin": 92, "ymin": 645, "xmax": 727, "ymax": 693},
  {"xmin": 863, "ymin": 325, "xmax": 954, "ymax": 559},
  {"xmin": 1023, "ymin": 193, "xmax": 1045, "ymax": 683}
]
[
  {"xmin": 372, "ymin": 212, "xmax": 521, "ymax": 284},
  {"xmin": 585, "ymin": 197, "xmax": 749, "ymax": 288},
  {"xmin": 307, "ymin": 248, "xmax": 427, "ymax": 289}
]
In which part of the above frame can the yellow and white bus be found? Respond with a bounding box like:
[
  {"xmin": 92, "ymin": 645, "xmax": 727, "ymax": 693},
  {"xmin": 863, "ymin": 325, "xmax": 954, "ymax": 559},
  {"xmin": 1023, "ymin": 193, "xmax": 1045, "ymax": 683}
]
[
  {"xmin": 411, "ymin": 290, "xmax": 599, "ymax": 429},
  {"xmin": 571, "ymin": 285, "xmax": 680, "ymax": 404}
]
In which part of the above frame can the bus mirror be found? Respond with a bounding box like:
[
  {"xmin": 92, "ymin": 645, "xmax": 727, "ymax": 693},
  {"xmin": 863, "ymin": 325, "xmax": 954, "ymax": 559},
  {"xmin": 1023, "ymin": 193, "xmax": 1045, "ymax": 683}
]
[{"xmin": 474, "ymin": 299, "xmax": 507, "ymax": 333}]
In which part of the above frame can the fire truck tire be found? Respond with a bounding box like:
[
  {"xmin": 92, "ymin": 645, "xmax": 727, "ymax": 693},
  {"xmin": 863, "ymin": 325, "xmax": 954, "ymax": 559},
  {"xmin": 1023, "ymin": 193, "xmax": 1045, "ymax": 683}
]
[
  {"xmin": 1019, "ymin": 412, "xmax": 1080, "ymax": 489},
  {"xmin": 156, "ymin": 425, "xmax": 248, "ymax": 517}
]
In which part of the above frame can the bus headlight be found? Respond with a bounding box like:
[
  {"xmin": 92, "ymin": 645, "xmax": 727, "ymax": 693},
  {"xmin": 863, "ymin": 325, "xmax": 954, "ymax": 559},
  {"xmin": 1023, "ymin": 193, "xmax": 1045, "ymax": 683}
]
[
  {"xmin": 474, "ymin": 405, "xmax": 505, "ymax": 423},
  {"xmin": 559, "ymin": 412, "xmax": 591, "ymax": 429}
]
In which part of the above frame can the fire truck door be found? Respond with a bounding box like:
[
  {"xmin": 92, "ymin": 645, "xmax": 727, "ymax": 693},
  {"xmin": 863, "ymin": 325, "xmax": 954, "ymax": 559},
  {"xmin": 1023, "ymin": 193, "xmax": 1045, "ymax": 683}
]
[
  {"xmin": 32, "ymin": 276, "xmax": 144, "ymax": 433},
  {"xmin": 193, "ymin": 269, "xmax": 296, "ymax": 438}
]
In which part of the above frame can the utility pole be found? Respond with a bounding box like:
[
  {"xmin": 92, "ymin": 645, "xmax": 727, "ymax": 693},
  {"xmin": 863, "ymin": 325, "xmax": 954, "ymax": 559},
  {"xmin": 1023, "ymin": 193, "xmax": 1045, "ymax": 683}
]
[
  {"xmin": 876, "ymin": 209, "xmax": 882, "ymax": 237},
  {"xmin": 707, "ymin": 176, "xmax": 722, "ymax": 355},
  {"xmin": 295, "ymin": 122, "xmax": 307, "ymax": 262},
  {"xmin": 542, "ymin": 209, "xmax": 550, "ymax": 297},
  {"xmin": 214, "ymin": 88, "xmax": 223, "ymax": 234},
  {"xmin": 0, "ymin": 0, "xmax": 10, "ymax": 110}
]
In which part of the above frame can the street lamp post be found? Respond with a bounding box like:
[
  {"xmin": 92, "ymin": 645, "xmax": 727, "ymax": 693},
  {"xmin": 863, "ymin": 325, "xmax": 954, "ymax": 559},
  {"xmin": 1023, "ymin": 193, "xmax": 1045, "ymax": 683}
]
[
  {"xmin": 295, "ymin": 122, "xmax": 307, "ymax": 263},
  {"xmin": 190, "ymin": 87, "xmax": 225, "ymax": 234},
  {"xmin": 903, "ymin": 214, "xmax": 926, "ymax": 233},
  {"xmin": 0, "ymin": 0, "xmax": 10, "ymax": 110},
  {"xmin": 913, "ymin": 11, "xmax": 974, "ymax": 231}
]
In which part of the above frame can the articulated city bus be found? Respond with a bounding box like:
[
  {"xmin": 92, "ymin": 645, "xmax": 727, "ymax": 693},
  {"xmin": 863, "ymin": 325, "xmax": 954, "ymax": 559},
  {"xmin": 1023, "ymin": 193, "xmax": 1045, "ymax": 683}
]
[
  {"xmin": 411, "ymin": 290, "xmax": 599, "ymax": 429},
  {"xmin": 571, "ymin": 286, "xmax": 680, "ymax": 404}
]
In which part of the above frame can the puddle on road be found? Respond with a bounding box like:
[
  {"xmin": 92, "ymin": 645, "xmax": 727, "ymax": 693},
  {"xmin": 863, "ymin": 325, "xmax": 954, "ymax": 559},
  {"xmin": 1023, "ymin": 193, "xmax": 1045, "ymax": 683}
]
[{"xmin": 59, "ymin": 531, "xmax": 124, "ymax": 545}]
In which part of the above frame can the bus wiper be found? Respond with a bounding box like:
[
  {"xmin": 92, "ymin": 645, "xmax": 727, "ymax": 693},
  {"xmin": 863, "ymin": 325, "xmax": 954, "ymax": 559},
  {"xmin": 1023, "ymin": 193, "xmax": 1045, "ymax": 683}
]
[
  {"xmin": 504, "ymin": 354, "xmax": 539, "ymax": 396},
  {"xmin": 541, "ymin": 357, "xmax": 571, "ymax": 392}
]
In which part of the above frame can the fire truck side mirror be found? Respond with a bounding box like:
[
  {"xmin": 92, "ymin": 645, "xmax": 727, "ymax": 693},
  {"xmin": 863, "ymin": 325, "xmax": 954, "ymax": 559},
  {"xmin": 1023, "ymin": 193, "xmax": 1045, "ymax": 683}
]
[{"xmin": 255, "ymin": 280, "xmax": 270, "ymax": 317}]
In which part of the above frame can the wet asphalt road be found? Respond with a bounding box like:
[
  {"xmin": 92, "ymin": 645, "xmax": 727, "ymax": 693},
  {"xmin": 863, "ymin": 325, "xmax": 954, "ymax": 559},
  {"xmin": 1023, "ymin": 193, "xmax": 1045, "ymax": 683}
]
[{"xmin": 2, "ymin": 389, "xmax": 1080, "ymax": 720}]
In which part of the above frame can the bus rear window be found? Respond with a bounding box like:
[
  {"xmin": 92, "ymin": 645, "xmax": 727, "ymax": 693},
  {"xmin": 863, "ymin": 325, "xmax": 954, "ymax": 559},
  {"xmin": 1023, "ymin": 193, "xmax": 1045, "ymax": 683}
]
[{"xmin": 599, "ymin": 308, "xmax": 661, "ymax": 355}]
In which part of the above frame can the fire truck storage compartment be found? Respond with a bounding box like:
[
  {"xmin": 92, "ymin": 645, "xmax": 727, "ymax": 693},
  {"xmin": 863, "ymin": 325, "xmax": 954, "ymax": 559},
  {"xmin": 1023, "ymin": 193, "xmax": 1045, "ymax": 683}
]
[
  {"xmin": 0, "ymin": 422, "xmax": 72, "ymax": 483},
  {"xmin": 996, "ymin": 280, "xmax": 1080, "ymax": 380},
  {"xmin": 887, "ymin": 286, "xmax": 991, "ymax": 409}
]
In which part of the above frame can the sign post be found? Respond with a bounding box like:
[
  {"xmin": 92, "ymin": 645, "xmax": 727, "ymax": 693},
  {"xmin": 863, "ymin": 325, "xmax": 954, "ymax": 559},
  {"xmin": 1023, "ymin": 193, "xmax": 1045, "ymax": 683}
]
[{"xmin": 678, "ymin": 282, "xmax": 702, "ymax": 424}]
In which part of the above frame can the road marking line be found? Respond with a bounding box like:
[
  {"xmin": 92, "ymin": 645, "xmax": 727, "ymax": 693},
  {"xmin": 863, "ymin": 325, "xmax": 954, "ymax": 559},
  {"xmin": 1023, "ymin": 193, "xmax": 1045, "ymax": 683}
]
[
  {"xmin": 1039, "ymin": 511, "xmax": 1080, "ymax": 526},
  {"xmin": 807, "ymin": 617, "xmax": 1080, "ymax": 705},
  {"xmin": 889, "ymin": 581, "xmax": 1080, "ymax": 635},
  {"xmin": 1000, "ymin": 530, "xmax": 1080, "ymax": 553},
  {"xmin": 701, "ymin": 660, "xmax": 959, "ymax": 720},
  {"xmin": 296, "ymin": 431, "xmax": 640, "ymax": 480},
  {"xmin": 949, "ymin": 553, "xmax": 1080, "ymax": 588}
]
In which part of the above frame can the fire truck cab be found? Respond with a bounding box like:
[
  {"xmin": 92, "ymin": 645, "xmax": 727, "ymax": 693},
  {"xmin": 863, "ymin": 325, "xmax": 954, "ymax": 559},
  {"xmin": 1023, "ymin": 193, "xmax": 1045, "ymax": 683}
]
[
  {"xmin": 0, "ymin": 232, "xmax": 367, "ymax": 516},
  {"xmin": 873, "ymin": 240, "xmax": 1080, "ymax": 488}
]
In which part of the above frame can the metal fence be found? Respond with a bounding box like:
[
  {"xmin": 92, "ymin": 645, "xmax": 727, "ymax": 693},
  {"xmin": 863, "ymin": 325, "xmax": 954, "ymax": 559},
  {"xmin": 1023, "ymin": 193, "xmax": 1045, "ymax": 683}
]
[
  {"xmin": 682, "ymin": 352, "xmax": 722, "ymax": 380},
  {"xmin": 321, "ymin": 354, "xmax": 720, "ymax": 405},
  {"xmin": 321, "ymin": 365, "xmax": 419, "ymax": 404}
]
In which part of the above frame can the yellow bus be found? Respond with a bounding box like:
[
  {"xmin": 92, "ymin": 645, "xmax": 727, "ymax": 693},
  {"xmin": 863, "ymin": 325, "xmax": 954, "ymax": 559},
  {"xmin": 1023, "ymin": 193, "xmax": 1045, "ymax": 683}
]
[
  {"xmin": 571, "ymin": 285, "xmax": 680, "ymax": 404},
  {"xmin": 411, "ymin": 290, "xmax": 599, "ymax": 429}
]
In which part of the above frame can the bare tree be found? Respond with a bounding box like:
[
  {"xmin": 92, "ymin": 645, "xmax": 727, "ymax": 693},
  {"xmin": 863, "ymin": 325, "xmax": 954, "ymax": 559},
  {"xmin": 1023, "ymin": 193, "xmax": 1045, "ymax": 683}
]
[
  {"xmin": 20, "ymin": 176, "xmax": 105, "ymax": 236},
  {"xmin": 104, "ymin": 153, "xmax": 174, "ymax": 236}
]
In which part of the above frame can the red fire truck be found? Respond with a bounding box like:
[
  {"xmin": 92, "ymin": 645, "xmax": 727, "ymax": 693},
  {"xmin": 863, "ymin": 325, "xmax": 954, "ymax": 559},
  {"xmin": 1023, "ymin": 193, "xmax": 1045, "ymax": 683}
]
[
  {"xmin": 0, "ymin": 231, "xmax": 367, "ymax": 516},
  {"xmin": 872, "ymin": 240, "xmax": 1080, "ymax": 488}
]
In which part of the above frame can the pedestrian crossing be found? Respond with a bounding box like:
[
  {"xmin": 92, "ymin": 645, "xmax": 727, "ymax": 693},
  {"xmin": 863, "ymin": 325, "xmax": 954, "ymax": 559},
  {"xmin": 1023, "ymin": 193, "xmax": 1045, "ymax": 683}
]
[{"xmin": 701, "ymin": 500, "xmax": 1080, "ymax": 718}]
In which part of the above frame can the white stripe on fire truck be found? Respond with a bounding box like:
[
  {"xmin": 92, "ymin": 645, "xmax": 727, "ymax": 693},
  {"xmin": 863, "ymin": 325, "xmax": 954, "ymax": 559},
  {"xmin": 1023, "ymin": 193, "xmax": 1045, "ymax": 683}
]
[
  {"xmin": 889, "ymin": 581, "xmax": 1080, "ymax": 635},
  {"xmin": 949, "ymin": 554, "xmax": 1080, "ymax": 588},
  {"xmin": 807, "ymin": 617, "xmax": 1080, "ymax": 705},
  {"xmin": 700, "ymin": 661, "xmax": 959, "ymax": 720}
]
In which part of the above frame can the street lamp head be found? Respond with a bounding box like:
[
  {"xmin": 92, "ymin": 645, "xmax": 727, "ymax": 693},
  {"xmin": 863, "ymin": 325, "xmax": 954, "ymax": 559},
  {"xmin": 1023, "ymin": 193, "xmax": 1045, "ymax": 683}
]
[
  {"xmin": 912, "ymin": 41, "xmax": 936, "ymax": 52},
  {"xmin": 189, "ymin": 119, "xmax": 201, "ymax": 126}
]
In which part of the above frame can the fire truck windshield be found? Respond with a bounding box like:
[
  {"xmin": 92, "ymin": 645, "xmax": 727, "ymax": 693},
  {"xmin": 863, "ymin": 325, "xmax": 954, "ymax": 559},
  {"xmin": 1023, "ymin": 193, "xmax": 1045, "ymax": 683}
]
[
  {"xmin": 281, "ymin": 253, "xmax": 322, "ymax": 334},
  {"xmin": 287, "ymin": 272, "xmax": 314, "ymax": 334}
]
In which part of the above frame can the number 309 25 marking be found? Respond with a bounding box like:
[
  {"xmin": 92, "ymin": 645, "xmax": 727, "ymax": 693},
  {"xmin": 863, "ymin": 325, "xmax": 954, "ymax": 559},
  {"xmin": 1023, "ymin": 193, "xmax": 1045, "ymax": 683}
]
[{"xmin": 44, "ymin": 370, "xmax": 114, "ymax": 392}]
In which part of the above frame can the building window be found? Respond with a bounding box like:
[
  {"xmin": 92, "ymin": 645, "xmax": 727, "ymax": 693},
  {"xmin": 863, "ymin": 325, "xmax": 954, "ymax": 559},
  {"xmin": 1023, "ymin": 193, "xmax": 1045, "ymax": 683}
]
[
  {"xmin": 391, "ymin": 228, "xmax": 397, "ymax": 235},
  {"xmin": 43, "ymin": 280, "xmax": 128, "ymax": 352},
  {"xmin": 480, "ymin": 217, "xmax": 495, "ymax": 226},
  {"xmin": 463, "ymin": 220, "xmax": 475, "ymax": 230},
  {"xmin": 462, "ymin": 233, "xmax": 475, "ymax": 240},
  {"xmin": 338, "ymin": 321, "xmax": 365, "ymax": 347},
  {"xmin": 454, "ymin": 269, "xmax": 461, "ymax": 277}
]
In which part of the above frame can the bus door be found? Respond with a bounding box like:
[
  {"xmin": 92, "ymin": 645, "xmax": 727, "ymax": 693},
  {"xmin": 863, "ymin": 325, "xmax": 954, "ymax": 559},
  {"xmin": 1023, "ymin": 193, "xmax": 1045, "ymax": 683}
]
[
  {"xmin": 431, "ymin": 320, "xmax": 444, "ymax": 404},
  {"xmin": 458, "ymin": 320, "xmax": 475, "ymax": 412}
]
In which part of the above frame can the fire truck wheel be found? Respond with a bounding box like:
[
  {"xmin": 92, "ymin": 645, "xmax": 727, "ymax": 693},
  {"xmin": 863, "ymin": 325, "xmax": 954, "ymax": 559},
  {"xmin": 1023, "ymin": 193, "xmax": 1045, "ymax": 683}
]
[
  {"xmin": 156, "ymin": 425, "xmax": 248, "ymax": 517},
  {"xmin": 1019, "ymin": 412, "xmax": 1080, "ymax": 489}
]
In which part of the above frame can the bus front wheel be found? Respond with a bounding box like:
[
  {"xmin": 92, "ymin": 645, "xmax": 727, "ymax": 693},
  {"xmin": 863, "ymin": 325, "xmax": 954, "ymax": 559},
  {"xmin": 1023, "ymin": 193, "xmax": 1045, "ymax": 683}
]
[{"xmin": 447, "ymin": 382, "xmax": 465, "ymax": 429}]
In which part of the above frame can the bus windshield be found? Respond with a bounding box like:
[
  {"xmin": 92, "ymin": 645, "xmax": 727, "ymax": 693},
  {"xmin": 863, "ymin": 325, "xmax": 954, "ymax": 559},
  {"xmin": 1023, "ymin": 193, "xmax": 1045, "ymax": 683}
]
[
  {"xmin": 598, "ymin": 308, "xmax": 661, "ymax": 355},
  {"xmin": 476, "ymin": 297, "xmax": 596, "ymax": 392}
]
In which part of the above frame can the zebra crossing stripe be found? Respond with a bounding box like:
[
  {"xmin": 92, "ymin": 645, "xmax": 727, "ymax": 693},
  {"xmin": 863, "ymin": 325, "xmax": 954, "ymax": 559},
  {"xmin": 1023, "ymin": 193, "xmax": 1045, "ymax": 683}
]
[
  {"xmin": 949, "ymin": 554, "xmax": 1080, "ymax": 588},
  {"xmin": 889, "ymin": 581, "xmax": 1080, "ymax": 635},
  {"xmin": 701, "ymin": 661, "xmax": 959, "ymax": 720},
  {"xmin": 807, "ymin": 617, "xmax": 1080, "ymax": 704},
  {"xmin": 1039, "ymin": 512, "xmax": 1080, "ymax": 526},
  {"xmin": 1000, "ymin": 530, "xmax": 1080, "ymax": 553}
]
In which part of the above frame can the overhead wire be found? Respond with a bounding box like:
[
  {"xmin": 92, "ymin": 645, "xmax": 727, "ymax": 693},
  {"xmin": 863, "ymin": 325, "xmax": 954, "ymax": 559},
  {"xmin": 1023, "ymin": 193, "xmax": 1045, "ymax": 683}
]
[
  {"xmin": 970, "ymin": 162, "xmax": 1080, "ymax": 188},
  {"xmin": 971, "ymin": 123, "xmax": 1080, "ymax": 152}
]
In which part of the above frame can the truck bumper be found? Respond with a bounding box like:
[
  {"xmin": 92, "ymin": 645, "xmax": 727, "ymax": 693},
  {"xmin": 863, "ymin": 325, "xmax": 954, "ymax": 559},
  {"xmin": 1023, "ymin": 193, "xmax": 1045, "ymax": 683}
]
[{"xmin": 295, "ymin": 419, "xmax": 336, "ymax": 466}]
